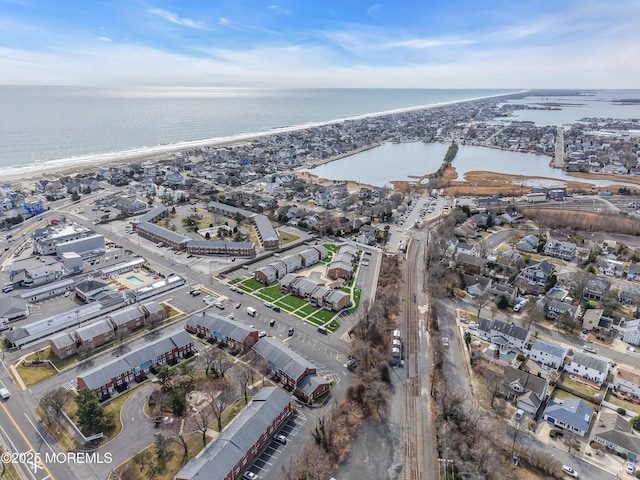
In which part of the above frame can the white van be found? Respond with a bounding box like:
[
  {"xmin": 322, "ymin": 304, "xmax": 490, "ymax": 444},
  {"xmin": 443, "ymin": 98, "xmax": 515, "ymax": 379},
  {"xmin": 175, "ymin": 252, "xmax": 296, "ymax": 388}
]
[{"xmin": 0, "ymin": 388, "xmax": 10, "ymax": 399}]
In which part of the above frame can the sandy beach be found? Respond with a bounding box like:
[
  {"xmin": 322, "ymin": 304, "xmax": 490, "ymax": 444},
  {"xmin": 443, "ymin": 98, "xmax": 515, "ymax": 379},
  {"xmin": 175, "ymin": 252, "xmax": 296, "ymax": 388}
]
[{"xmin": 2, "ymin": 90, "xmax": 527, "ymax": 188}]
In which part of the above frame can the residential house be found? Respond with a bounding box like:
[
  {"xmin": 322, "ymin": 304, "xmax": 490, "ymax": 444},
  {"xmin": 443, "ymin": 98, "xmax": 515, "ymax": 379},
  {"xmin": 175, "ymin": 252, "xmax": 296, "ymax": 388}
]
[
  {"xmin": 519, "ymin": 260, "xmax": 555, "ymax": 287},
  {"xmin": 184, "ymin": 312, "xmax": 259, "ymax": 351},
  {"xmin": 75, "ymin": 320, "xmax": 115, "ymax": 350},
  {"xmin": 457, "ymin": 253, "xmax": 485, "ymax": 275},
  {"xmin": 490, "ymin": 283, "xmax": 518, "ymax": 303},
  {"xmin": 516, "ymin": 234, "xmax": 539, "ymax": 253},
  {"xmin": 543, "ymin": 299, "xmax": 579, "ymax": 320},
  {"xmin": 543, "ymin": 398, "xmax": 594, "ymax": 437},
  {"xmin": 619, "ymin": 284, "xmax": 640, "ymax": 306},
  {"xmin": 583, "ymin": 277, "xmax": 611, "ymax": 302},
  {"xmin": 622, "ymin": 319, "xmax": 640, "ymax": 346},
  {"xmin": 76, "ymin": 330, "xmax": 194, "ymax": 400},
  {"xmin": 327, "ymin": 260, "xmax": 353, "ymax": 280},
  {"xmin": 106, "ymin": 306, "xmax": 146, "ymax": 335},
  {"xmin": 593, "ymin": 411, "xmax": 640, "ymax": 461},
  {"xmin": 600, "ymin": 258, "xmax": 626, "ymax": 277},
  {"xmin": 503, "ymin": 365, "xmax": 549, "ymax": 415},
  {"xmin": 251, "ymin": 337, "xmax": 330, "ymax": 403},
  {"xmin": 544, "ymin": 239, "xmax": 577, "ymax": 261},
  {"xmin": 612, "ymin": 367, "xmax": 640, "ymax": 400},
  {"xmin": 174, "ymin": 387, "xmax": 293, "ymax": 480},
  {"xmin": 565, "ymin": 351, "xmax": 610, "ymax": 387},
  {"xmin": 582, "ymin": 309, "xmax": 604, "ymax": 331},
  {"xmin": 476, "ymin": 319, "xmax": 530, "ymax": 352},
  {"xmin": 529, "ymin": 339, "xmax": 567, "ymax": 369},
  {"xmin": 627, "ymin": 263, "xmax": 640, "ymax": 281},
  {"xmin": 255, "ymin": 265, "xmax": 278, "ymax": 285},
  {"xmin": 462, "ymin": 274, "xmax": 492, "ymax": 297},
  {"xmin": 49, "ymin": 332, "xmax": 78, "ymax": 360}
]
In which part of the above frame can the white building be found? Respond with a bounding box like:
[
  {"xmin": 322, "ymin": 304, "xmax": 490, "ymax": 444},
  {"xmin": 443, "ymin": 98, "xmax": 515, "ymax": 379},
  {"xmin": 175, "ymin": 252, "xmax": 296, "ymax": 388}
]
[
  {"xmin": 565, "ymin": 351, "xmax": 610, "ymax": 387},
  {"xmin": 529, "ymin": 339, "xmax": 566, "ymax": 369}
]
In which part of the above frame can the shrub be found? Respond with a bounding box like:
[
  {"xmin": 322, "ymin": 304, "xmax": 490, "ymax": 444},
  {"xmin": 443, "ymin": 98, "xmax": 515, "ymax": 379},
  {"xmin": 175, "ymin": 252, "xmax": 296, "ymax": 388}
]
[
  {"xmin": 618, "ymin": 408, "xmax": 627, "ymax": 416},
  {"xmin": 516, "ymin": 354, "xmax": 526, "ymax": 362},
  {"xmin": 549, "ymin": 429, "xmax": 564, "ymax": 438}
]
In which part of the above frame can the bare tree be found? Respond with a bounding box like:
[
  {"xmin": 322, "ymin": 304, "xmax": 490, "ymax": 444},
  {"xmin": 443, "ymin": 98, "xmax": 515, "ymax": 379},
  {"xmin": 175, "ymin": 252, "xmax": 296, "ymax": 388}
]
[
  {"xmin": 206, "ymin": 379, "xmax": 232, "ymax": 432},
  {"xmin": 172, "ymin": 434, "xmax": 189, "ymax": 466},
  {"xmin": 364, "ymin": 381, "xmax": 389, "ymax": 418},
  {"xmin": 507, "ymin": 419, "xmax": 525, "ymax": 455},
  {"xmin": 191, "ymin": 402, "xmax": 213, "ymax": 447},
  {"xmin": 524, "ymin": 303, "xmax": 546, "ymax": 331},
  {"xmin": 237, "ymin": 367, "xmax": 251, "ymax": 405},
  {"xmin": 40, "ymin": 388, "xmax": 72, "ymax": 417},
  {"xmin": 566, "ymin": 270, "xmax": 594, "ymax": 302}
]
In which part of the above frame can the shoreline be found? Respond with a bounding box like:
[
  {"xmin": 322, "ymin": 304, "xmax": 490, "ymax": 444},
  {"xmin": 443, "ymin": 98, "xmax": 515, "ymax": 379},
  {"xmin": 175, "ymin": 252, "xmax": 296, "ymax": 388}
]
[{"xmin": 1, "ymin": 90, "xmax": 527, "ymax": 185}]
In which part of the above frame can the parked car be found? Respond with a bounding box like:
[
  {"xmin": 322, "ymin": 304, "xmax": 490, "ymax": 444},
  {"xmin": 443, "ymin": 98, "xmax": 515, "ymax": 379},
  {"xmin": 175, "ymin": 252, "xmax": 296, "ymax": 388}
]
[
  {"xmin": 235, "ymin": 302, "xmax": 242, "ymax": 309},
  {"xmin": 274, "ymin": 433, "xmax": 287, "ymax": 445},
  {"xmin": 442, "ymin": 337, "xmax": 450, "ymax": 347},
  {"xmin": 264, "ymin": 302, "xmax": 273, "ymax": 308},
  {"xmin": 272, "ymin": 305, "xmax": 281, "ymax": 313},
  {"xmin": 259, "ymin": 331, "xmax": 267, "ymax": 338},
  {"xmin": 561, "ymin": 465, "xmax": 579, "ymax": 478},
  {"xmin": 242, "ymin": 472, "xmax": 258, "ymax": 480},
  {"xmin": 288, "ymin": 327, "xmax": 294, "ymax": 336},
  {"xmin": 627, "ymin": 462, "xmax": 635, "ymax": 474},
  {"xmin": 582, "ymin": 345, "xmax": 597, "ymax": 353}
]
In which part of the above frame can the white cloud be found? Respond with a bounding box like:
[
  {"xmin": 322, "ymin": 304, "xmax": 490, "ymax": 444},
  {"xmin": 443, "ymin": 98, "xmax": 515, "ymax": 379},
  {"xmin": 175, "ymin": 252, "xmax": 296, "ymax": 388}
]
[
  {"xmin": 387, "ymin": 39, "xmax": 475, "ymax": 48},
  {"xmin": 98, "ymin": 36, "xmax": 111, "ymax": 42},
  {"xmin": 367, "ymin": 4, "xmax": 382, "ymax": 17},
  {"xmin": 268, "ymin": 5, "xmax": 291, "ymax": 16},
  {"xmin": 148, "ymin": 8, "xmax": 207, "ymax": 30}
]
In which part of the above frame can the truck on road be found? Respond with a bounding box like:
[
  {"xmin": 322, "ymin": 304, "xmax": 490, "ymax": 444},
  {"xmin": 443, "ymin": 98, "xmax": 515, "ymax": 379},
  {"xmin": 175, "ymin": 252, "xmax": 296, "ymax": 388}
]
[{"xmin": 246, "ymin": 307, "xmax": 257, "ymax": 317}]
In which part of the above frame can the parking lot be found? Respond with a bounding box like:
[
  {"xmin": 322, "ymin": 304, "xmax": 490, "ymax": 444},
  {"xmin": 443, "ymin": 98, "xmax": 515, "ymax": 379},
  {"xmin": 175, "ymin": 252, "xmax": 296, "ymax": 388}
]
[{"xmin": 243, "ymin": 411, "xmax": 307, "ymax": 480}]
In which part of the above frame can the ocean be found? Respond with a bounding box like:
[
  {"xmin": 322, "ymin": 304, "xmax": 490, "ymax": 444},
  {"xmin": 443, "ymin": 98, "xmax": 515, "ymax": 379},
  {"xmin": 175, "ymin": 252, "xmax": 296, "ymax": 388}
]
[{"xmin": 0, "ymin": 87, "xmax": 518, "ymax": 177}]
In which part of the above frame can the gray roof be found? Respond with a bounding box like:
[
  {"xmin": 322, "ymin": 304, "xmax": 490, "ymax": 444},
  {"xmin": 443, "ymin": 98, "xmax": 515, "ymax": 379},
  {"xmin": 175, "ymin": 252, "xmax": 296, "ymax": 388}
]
[
  {"xmin": 50, "ymin": 332, "xmax": 77, "ymax": 349},
  {"xmin": 141, "ymin": 301, "xmax": 163, "ymax": 316},
  {"xmin": 253, "ymin": 214, "xmax": 278, "ymax": 242},
  {"xmin": 185, "ymin": 312, "xmax": 257, "ymax": 343},
  {"xmin": 252, "ymin": 337, "xmax": 314, "ymax": 382},
  {"xmin": 186, "ymin": 240, "xmax": 255, "ymax": 249},
  {"xmin": 504, "ymin": 366, "xmax": 547, "ymax": 397},
  {"xmin": 206, "ymin": 200, "xmax": 253, "ymax": 218},
  {"xmin": 75, "ymin": 320, "xmax": 113, "ymax": 342},
  {"xmin": 491, "ymin": 320, "xmax": 529, "ymax": 341},
  {"xmin": 594, "ymin": 412, "xmax": 640, "ymax": 455},
  {"xmin": 77, "ymin": 330, "xmax": 193, "ymax": 390},
  {"xmin": 137, "ymin": 221, "xmax": 190, "ymax": 244},
  {"xmin": 297, "ymin": 373, "xmax": 329, "ymax": 397},
  {"xmin": 107, "ymin": 306, "xmax": 145, "ymax": 326},
  {"xmin": 175, "ymin": 387, "xmax": 291, "ymax": 480},
  {"xmin": 0, "ymin": 296, "xmax": 28, "ymax": 317},
  {"xmin": 139, "ymin": 205, "xmax": 168, "ymax": 223},
  {"xmin": 543, "ymin": 398, "xmax": 594, "ymax": 432},
  {"xmin": 531, "ymin": 339, "xmax": 566, "ymax": 358},
  {"xmin": 571, "ymin": 351, "xmax": 610, "ymax": 374}
]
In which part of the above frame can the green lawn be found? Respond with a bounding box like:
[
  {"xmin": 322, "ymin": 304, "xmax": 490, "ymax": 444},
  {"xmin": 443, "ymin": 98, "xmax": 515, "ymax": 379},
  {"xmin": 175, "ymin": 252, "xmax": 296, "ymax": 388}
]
[
  {"xmin": 311, "ymin": 309, "xmax": 336, "ymax": 323},
  {"xmin": 305, "ymin": 316, "xmax": 325, "ymax": 326},
  {"xmin": 239, "ymin": 278, "xmax": 264, "ymax": 292},
  {"xmin": 299, "ymin": 305, "xmax": 319, "ymax": 316},
  {"xmin": 261, "ymin": 285, "xmax": 284, "ymax": 301},
  {"xmin": 323, "ymin": 243, "xmax": 338, "ymax": 253},
  {"xmin": 15, "ymin": 361, "xmax": 58, "ymax": 387},
  {"xmin": 326, "ymin": 320, "xmax": 341, "ymax": 333},
  {"xmin": 278, "ymin": 295, "xmax": 308, "ymax": 309},
  {"xmin": 114, "ymin": 431, "xmax": 206, "ymax": 480},
  {"xmin": 350, "ymin": 288, "xmax": 361, "ymax": 313},
  {"xmin": 210, "ymin": 397, "xmax": 247, "ymax": 432}
]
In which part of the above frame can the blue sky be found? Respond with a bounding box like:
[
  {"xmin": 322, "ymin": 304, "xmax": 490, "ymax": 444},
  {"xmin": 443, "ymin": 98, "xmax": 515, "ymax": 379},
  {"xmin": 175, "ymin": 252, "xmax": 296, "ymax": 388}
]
[{"xmin": 0, "ymin": 0, "xmax": 637, "ymax": 87}]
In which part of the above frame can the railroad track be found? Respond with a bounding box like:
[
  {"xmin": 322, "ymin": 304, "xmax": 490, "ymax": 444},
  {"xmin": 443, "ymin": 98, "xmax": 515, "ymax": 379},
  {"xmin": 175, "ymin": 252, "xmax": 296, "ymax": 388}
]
[{"xmin": 403, "ymin": 238, "xmax": 425, "ymax": 480}]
